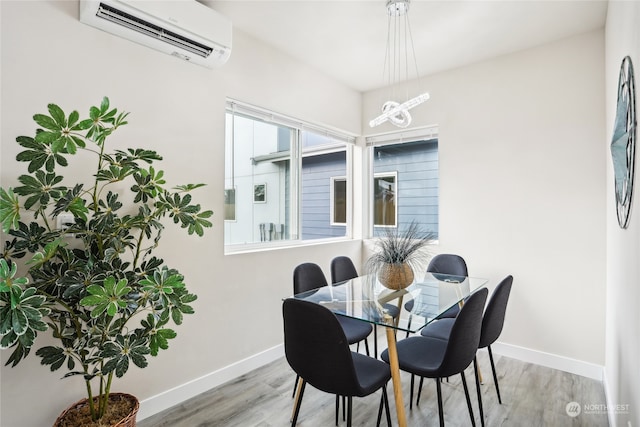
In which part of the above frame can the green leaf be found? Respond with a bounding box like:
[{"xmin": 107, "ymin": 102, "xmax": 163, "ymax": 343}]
[
  {"xmin": 68, "ymin": 110, "xmax": 79, "ymax": 128},
  {"xmin": 35, "ymin": 346, "xmax": 67, "ymax": 371},
  {"xmin": 174, "ymin": 183, "xmax": 207, "ymax": 192},
  {"xmin": 33, "ymin": 114, "xmax": 58, "ymax": 130},
  {"xmin": 14, "ymin": 171, "xmax": 66, "ymax": 211},
  {"xmin": 26, "ymin": 239, "xmax": 64, "ymax": 269},
  {"xmin": 48, "ymin": 104, "xmax": 66, "ymax": 127},
  {"xmin": 11, "ymin": 309, "xmax": 28, "ymax": 335},
  {"xmin": 0, "ymin": 187, "xmax": 20, "ymax": 232},
  {"xmin": 0, "ymin": 271, "xmax": 49, "ymax": 355},
  {"xmin": 80, "ymin": 277, "xmax": 131, "ymax": 319},
  {"xmin": 0, "ymin": 331, "xmax": 19, "ymax": 349}
]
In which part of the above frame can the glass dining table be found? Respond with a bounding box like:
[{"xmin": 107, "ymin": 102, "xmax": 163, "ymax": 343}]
[{"xmin": 290, "ymin": 272, "xmax": 488, "ymax": 427}]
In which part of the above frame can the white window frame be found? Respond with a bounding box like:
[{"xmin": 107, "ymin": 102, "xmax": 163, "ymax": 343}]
[{"xmin": 225, "ymin": 99, "xmax": 356, "ymax": 253}]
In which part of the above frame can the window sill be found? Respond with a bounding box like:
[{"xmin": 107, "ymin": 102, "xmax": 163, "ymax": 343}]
[{"xmin": 224, "ymin": 236, "xmax": 356, "ymax": 256}]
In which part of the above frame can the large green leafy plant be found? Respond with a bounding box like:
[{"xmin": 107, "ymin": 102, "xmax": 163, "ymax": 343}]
[{"xmin": 0, "ymin": 97, "xmax": 212, "ymax": 422}]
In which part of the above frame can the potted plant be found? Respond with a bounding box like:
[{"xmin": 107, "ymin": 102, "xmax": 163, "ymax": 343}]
[
  {"xmin": 365, "ymin": 221, "xmax": 435, "ymax": 290},
  {"xmin": 0, "ymin": 97, "xmax": 213, "ymax": 426}
]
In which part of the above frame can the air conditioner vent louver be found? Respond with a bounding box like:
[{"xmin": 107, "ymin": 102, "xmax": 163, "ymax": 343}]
[
  {"xmin": 96, "ymin": 3, "xmax": 213, "ymax": 58},
  {"xmin": 79, "ymin": 0, "xmax": 232, "ymax": 68}
]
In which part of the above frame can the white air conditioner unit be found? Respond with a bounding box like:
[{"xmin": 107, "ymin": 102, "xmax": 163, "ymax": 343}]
[{"xmin": 79, "ymin": 0, "xmax": 232, "ymax": 68}]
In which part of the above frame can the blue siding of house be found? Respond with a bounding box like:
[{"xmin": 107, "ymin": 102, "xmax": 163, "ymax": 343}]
[
  {"xmin": 374, "ymin": 139, "xmax": 439, "ymax": 238},
  {"xmin": 301, "ymin": 151, "xmax": 347, "ymax": 240},
  {"xmin": 297, "ymin": 140, "xmax": 438, "ymax": 240}
]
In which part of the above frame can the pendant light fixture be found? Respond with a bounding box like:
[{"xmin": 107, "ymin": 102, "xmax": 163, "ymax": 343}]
[{"xmin": 369, "ymin": 0, "xmax": 429, "ymax": 129}]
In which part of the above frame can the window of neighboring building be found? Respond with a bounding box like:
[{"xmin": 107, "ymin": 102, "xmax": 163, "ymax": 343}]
[
  {"xmin": 368, "ymin": 129, "xmax": 439, "ymax": 238},
  {"xmin": 373, "ymin": 172, "xmax": 397, "ymax": 227},
  {"xmin": 331, "ymin": 177, "xmax": 347, "ymax": 225},
  {"xmin": 224, "ymin": 188, "xmax": 236, "ymax": 221},
  {"xmin": 225, "ymin": 100, "xmax": 354, "ymax": 250}
]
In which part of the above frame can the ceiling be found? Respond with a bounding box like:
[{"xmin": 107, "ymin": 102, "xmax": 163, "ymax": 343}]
[{"xmin": 204, "ymin": 0, "xmax": 608, "ymax": 93}]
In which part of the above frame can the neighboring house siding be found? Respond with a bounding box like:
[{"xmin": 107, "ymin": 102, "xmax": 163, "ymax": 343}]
[
  {"xmin": 301, "ymin": 151, "xmax": 347, "ymax": 239},
  {"xmin": 374, "ymin": 139, "xmax": 439, "ymax": 237}
]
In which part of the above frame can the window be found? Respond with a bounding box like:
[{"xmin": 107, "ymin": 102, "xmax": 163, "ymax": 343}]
[
  {"xmin": 224, "ymin": 188, "xmax": 236, "ymax": 221},
  {"xmin": 373, "ymin": 172, "xmax": 397, "ymax": 227},
  {"xmin": 225, "ymin": 100, "xmax": 354, "ymax": 250},
  {"xmin": 368, "ymin": 129, "xmax": 439, "ymax": 238},
  {"xmin": 331, "ymin": 177, "xmax": 347, "ymax": 225}
]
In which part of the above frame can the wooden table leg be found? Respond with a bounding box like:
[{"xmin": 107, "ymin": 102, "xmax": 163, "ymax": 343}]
[
  {"xmin": 384, "ymin": 314, "xmax": 407, "ymax": 427},
  {"xmin": 290, "ymin": 377, "xmax": 303, "ymax": 422}
]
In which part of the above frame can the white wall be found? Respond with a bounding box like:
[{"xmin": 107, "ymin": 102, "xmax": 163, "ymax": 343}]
[
  {"xmin": 0, "ymin": 2, "xmax": 362, "ymax": 426},
  {"xmin": 364, "ymin": 30, "xmax": 607, "ymax": 367},
  {"xmin": 604, "ymin": 2, "xmax": 640, "ymax": 426}
]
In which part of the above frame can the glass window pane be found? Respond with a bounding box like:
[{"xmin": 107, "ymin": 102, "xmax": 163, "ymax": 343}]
[
  {"xmin": 301, "ymin": 146, "xmax": 347, "ymax": 240},
  {"xmin": 224, "ymin": 188, "xmax": 236, "ymax": 221},
  {"xmin": 373, "ymin": 174, "xmax": 397, "ymax": 227},
  {"xmin": 372, "ymin": 139, "xmax": 439, "ymax": 238},
  {"xmin": 332, "ymin": 178, "xmax": 347, "ymax": 225},
  {"xmin": 225, "ymin": 113, "xmax": 292, "ymax": 245},
  {"xmin": 225, "ymin": 106, "xmax": 351, "ymax": 249}
]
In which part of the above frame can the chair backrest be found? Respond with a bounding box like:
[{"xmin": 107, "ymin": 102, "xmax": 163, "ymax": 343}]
[
  {"xmin": 330, "ymin": 256, "xmax": 359, "ymax": 284},
  {"xmin": 479, "ymin": 275, "xmax": 513, "ymax": 349},
  {"xmin": 283, "ymin": 298, "xmax": 361, "ymax": 396},
  {"xmin": 293, "ymin": 262, "xmax": 329, "ymax": 294},
  {"xmin": 438, "ymin": 287, "xmax": 488, "ymax": 377},
  {"xmin": 427, "ymin": 254, "xmax": 468, "ymax": 277}
]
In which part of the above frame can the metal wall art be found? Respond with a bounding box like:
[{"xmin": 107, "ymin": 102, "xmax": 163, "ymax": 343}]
[{"xmin": 611, "ymin": 56, "xmax": 637, "ymax": 229}]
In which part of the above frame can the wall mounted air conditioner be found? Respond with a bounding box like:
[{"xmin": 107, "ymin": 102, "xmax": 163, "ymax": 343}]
[{"xmin": 79, "ymin": 0, "xmax": 232, "ymax": 68}]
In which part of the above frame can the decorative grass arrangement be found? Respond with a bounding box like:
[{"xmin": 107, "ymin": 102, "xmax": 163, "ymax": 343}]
[{"xmin": 366, "ymin": 221, "xmax": 435, "ymax": 289}]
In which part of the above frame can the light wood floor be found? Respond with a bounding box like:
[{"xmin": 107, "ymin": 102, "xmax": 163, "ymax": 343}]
[{"xmin": 138, "ymin": 340, "xmax": 609, "ymax": 427}]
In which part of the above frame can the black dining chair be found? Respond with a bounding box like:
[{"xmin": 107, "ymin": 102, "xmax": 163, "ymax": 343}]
[
  {"xmin": 291, "ymin": 261, "xmax": 374, "ymax": 420},
  {"xmin": 381, "ymin": 287, "xmax": 488, "ymax": 427},
  {"xmin": 419, "ymin": 275, "xmax": 514, "ymax": 426},
  {"xmin": 404, "ymin": 254, "xmax": 469, "ymax": 336},
  {"xmin": 330, "ymin": 256, "xmax": 400, "ymax": 359},
  {"xmin": 283, "ymin": 298, "xmax": 392, "ymax": 427},
  {"xmin": 294, "ymin": 262, "xmax": 373, "ymax": 356}
]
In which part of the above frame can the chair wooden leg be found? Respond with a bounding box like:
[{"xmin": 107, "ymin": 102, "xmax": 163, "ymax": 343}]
[
  {"xmin": 291, "ymin": 377, "xmax": 304, "ymax": 422},
  {"xmin": 291, "ymin": 380, "xmax": 306, "ymax": 426},
  {"xmin": 487, "ymin": 346, "xmax": 502, "ymax": 404},
  {"xmin": 377, "ymin": 391, "xmax": 384, "ymax": 427},
  {"xmin": 435, "ymin": 378, "xmax": 444, "ymax": 427},
  {"xmin": 291, "ymin": 374, "xmax": 299, "ymax": 398},
  {"xmin": 460, "ymin": 372, "xmax": 476, "ymax": 427},
  {"xmin": 346, "ymin": 396, "xmax": 353, "ymax": 427},
  {"xmin": 474, "ymin": 357, "xmax": 485, "ymax": 427}
]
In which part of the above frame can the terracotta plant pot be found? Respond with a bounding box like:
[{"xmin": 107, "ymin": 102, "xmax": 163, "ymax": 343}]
[
  {"xmin": 53, "ymin": 393, "xmax": 139, "ymax": 427},
  {"xmin": 379, "ymin": 263, "xmax": 414, "ymax": 290}
]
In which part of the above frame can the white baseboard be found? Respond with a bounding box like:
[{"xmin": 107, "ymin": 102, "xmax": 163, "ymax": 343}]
[
  {"xmin": 491, "ymin": 341, "xmax": 604, "ymax": 381},
  {"xmin": 136, "ymin": 341, "xmax": 605, "ymax": 422},
  {"xmin": 136, "ymin": 344, "xmax": 285, "ymax": 421}
]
